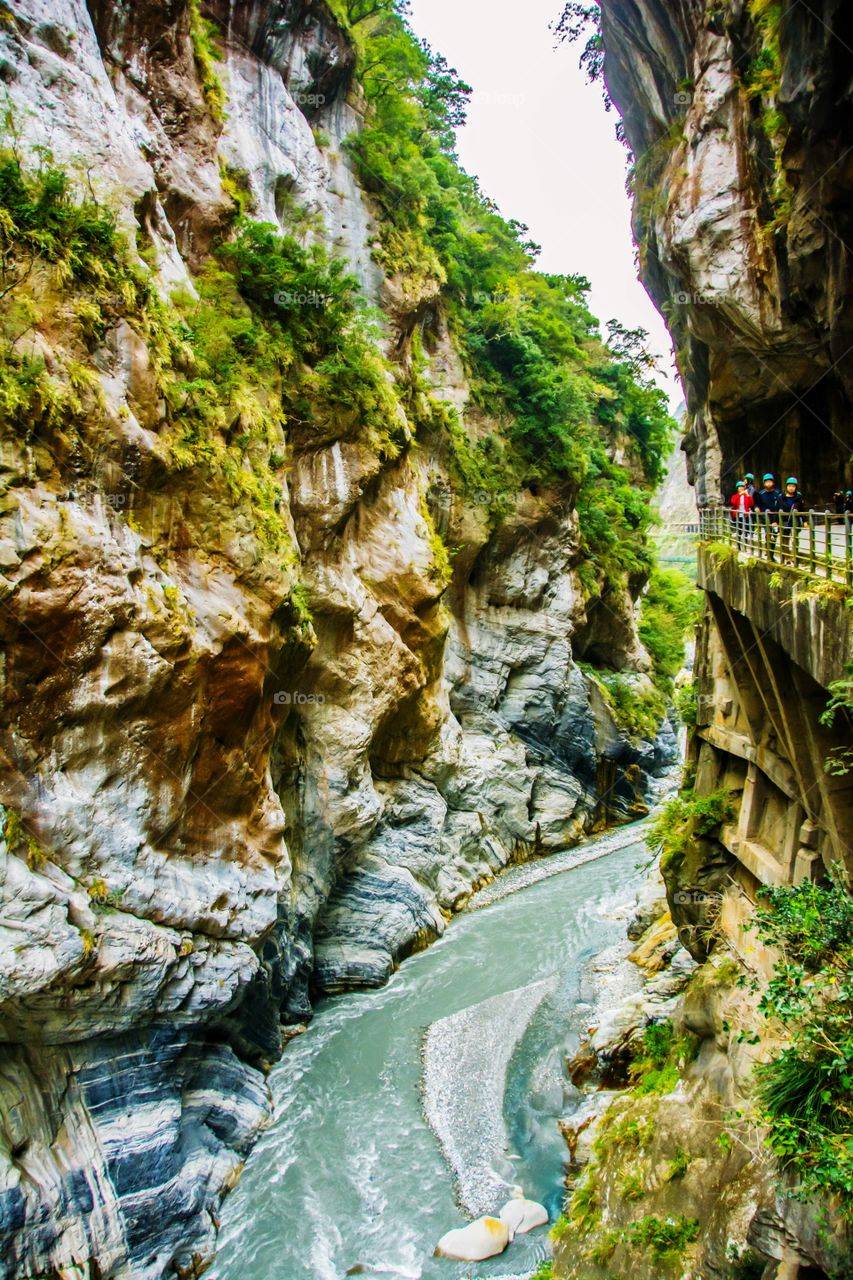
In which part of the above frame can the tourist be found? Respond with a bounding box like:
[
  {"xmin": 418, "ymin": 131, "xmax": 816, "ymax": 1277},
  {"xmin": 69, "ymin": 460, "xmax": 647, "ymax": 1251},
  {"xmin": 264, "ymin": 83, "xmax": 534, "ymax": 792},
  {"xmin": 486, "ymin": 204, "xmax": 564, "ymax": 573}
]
[
  {"xmin": 744, "ymin": 472, "xmax": 756, "ymax": 498},
  {"xmin": 754, "ymin": 473, "xmax": 783, "ymax": 558},
  {"xmin": 730, "ymin": 481, "xmax": 754, "ymax": 549},
  {"xmin": 834, "ymin": 489, "xmax": 846, "ymax": 514},
  {"xmin": 846, "ymin": 491, "xmax": 853, "ymax": 515},
  {"xmin": 780, "ymin": 477, "xmax": 806, "ymax": 562}
]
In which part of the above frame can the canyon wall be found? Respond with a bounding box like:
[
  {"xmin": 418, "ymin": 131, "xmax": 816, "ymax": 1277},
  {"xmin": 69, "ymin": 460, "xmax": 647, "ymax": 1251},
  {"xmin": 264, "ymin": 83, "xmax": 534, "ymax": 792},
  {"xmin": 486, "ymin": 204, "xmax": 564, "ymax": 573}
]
[
  {"xmin": 600, "ymin": 0, "xmax": 853, "ymax": 503},
  {"xmin": 548, "ymin": 3, "xmax": 853, "ymax": 1276},
  {"xmin": 0, "ymin": 2, "xmax": 675, "ymax": 1274}
]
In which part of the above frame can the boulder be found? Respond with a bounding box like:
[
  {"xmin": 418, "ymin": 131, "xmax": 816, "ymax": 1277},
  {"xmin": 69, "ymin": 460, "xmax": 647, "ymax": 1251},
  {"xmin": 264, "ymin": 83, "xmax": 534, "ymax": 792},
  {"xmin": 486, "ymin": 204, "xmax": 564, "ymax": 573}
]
[
  {"xmin": 435, "ymin": 1216, "xmax": 512, "ymax": 1261},
  {"xmin": 498, "ymin": 1187, "xmax": 549, "ymax": 1234}
]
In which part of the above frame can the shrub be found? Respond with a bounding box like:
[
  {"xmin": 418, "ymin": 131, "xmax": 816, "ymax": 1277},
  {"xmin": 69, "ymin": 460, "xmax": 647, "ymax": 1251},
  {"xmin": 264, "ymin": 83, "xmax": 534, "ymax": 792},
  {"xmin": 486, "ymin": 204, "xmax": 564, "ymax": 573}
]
[
  {"xmin": 529, "ymin": 1264, "xmax": 553, "ymax": 1280},
  {"xmin": 629, "ymin": 1020, "xmax": 699, "ymax": 1095},
  {"xmin": 646, "ymin": 786, "xmax": 735, "ymax": 874},
  {"xmin": 821, "ymin": 663, "xmax": 853, "ymax": 778},
  {"xmin": 593, "ymin": 1111, "xmax": 653, "ymax": 1158},
  {"xmin": 750, "ymin": 873, "xmax": 853, "ymax": 1216},
  {"xmin": 188, "ymin": 0, "xmax": 226, "ymax": 121},
  {"xmin": 665, "ymin": 1147, "xmax": 691, "ymax": 1181},
  {"xmin": 675, "ymin": 683, "xmax": 698, "ymax": 726},
  {"xmin": 551, "ymin": 1171, "xmax": 602, "ymax": 1246},
  {"xmin": 627, "ymin": 1215, "xmax": 700, "ymax": 1263},
  {"xmin": 0, "ymin": 146, "xmax": 131, "ymax": 290},
  {"xmin": 2, "ymin": 807, "xmax": 47, "ymax": 868},
  {"xmin": 618, "ymin": 1170, "xmax": 645, "ymax": 1200},
  {"xmin": 588, "ymin": 1228, "xmax": 622, "ymax": 1262},
  {"xmin": 0, "ymin": 143, "xmax": 149, "ymax": 435}
]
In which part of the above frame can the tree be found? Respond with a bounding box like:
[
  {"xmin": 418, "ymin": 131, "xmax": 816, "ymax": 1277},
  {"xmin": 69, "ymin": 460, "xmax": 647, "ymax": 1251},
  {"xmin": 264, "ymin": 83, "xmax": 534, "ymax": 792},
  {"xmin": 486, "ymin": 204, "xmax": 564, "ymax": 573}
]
[
  {"xmin": 345, "ymin": 0, "xmax": 407, "ymax": 26},
  {"xmin": 552, "ymin": 3, "xmax": 609, "ymax": 107},
  {"xmin": 605, "ymin": 320, "xmax": 662, "ymax": 382},
  {"xmin": 417, "ymin": 46, "xmax": 472, "ymax": 154}
]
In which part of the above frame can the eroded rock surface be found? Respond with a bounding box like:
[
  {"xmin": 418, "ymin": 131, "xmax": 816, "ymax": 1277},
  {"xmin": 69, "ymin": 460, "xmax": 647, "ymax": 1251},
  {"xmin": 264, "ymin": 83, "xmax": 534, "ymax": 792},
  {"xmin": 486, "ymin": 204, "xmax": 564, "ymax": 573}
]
[
  {"xmin": 600, "ymin": 0, "xmax": 853, "ymax": 502},
  {"xmin": 0, "ymin": 1, "xmax": 675, "ymax": 1273}
]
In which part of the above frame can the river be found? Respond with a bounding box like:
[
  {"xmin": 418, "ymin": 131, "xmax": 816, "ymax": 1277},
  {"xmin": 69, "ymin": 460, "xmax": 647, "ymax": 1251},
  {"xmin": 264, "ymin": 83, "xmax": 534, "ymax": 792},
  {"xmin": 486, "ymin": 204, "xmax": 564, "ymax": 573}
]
[{"xmin": 210, "ymin": 823, "xmax": 652, "ymax": 1280}]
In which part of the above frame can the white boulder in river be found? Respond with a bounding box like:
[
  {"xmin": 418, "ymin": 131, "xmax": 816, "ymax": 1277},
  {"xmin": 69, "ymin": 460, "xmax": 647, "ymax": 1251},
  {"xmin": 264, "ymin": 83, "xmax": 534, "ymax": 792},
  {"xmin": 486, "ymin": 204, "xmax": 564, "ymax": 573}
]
[
  {"xmin": 499, "ymin": 1186, "xmax": 549, "ymax": 1234},
  {"xmin": 435, "ymin": 1216, "xmax": 512, "ymax": 1261}
]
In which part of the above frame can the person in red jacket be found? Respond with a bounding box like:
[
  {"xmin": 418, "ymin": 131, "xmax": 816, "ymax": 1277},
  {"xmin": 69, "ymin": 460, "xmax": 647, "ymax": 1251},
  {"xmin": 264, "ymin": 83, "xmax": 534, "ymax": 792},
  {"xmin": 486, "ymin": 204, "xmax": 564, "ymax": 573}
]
[{"xmin": 730, "ymin": 480, "xmax": 755, "ymax": 549}]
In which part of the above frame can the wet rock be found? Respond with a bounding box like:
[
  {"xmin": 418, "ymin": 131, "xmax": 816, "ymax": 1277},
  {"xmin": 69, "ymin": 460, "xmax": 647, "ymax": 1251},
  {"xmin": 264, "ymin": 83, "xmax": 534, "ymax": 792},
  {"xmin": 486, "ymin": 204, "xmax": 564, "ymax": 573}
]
[
  {"xmin": 626, "ymin": 896, "xmax": 669, "ymax": 941},
  {"xmin": 435, "ymin": 1216, "xmax": 512, "ymax": 1262},
  {"xmin": 498, "ymin": 1191, "xmax": 549, "ymax": 1234}
]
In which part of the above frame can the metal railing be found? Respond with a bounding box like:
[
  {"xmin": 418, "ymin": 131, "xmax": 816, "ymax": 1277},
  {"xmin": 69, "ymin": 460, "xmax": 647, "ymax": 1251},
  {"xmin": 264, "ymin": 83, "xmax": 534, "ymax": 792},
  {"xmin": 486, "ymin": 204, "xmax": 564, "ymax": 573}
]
[{"xmin": 699, "ymin": 506, "xmax": 853, "ymax": 587}]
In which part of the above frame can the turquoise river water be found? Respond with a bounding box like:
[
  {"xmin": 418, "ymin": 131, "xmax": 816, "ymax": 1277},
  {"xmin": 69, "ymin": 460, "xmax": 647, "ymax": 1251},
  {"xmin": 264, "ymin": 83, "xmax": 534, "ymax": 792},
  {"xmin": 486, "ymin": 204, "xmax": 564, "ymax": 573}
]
[{"xmin": 210, "ymin": 824, "xmax": 651, "ymax": 1280}]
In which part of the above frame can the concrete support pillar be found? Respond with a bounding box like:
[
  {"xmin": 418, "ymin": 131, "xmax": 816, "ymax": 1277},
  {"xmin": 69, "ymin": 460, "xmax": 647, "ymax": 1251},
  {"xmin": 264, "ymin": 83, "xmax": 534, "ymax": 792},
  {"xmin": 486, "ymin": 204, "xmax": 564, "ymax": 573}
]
[{"xmin": 738, "ymin": 764, "xmax": 760, "ymax": 842}]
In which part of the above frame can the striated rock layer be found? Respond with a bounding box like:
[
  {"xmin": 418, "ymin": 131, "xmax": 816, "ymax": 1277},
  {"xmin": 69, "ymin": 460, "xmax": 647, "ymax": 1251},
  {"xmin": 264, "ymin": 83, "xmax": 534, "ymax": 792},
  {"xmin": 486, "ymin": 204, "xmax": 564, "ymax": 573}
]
[
  {"xmin": 599, "ymin": 0, "xmax": 853, "ymax": 502},
  {"xmin": 558, "ymin": 3, "xmax": 853, "ymax": 1277},
  {"xmin": 0, "ymin": 1, "xmax": 675, "ymax": 1274}
]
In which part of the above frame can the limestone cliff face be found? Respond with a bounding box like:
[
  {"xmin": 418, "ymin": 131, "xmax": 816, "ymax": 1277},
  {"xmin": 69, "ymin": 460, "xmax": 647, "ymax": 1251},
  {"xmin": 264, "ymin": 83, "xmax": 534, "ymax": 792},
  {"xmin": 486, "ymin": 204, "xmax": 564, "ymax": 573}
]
[
  {"xmin": 550, "ymin": 5, "xmax": 853, "ymax": 1277},
  {"xmin": 554, "ymin": 899, "xmax": 852, "ymax": 1280},
  {"xmin": 599, "ymin": 0, "xmax": 853, "ymax": 502},
  {"xmin": 0, "ymin": 2, "xmax": 673, "ymax": 1274}
]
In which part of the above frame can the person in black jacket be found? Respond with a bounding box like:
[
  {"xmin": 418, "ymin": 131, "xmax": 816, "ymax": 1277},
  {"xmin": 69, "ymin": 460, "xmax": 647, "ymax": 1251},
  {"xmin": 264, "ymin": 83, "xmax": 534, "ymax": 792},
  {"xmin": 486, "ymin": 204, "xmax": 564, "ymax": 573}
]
[
  {"xmin": 754, "ymin": 473, "xmax": 783, "ymax": 558},
  {"xmin": 780, "ymin": 477, "xmax": 806, "ymax": 562},
  {"xmin": 846, "ymin": 491, "xmax": 853, "ymax": 515}
]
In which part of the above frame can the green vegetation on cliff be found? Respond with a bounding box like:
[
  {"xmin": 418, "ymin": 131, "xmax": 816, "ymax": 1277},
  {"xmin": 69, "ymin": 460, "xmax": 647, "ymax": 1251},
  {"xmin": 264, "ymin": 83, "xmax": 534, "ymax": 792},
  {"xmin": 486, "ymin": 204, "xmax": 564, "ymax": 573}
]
[
  {"xmin": 752, "ymin": 875, "xmax": 853, "ymax": 1217},
  {"xmin": 639, "ymin": 566, "xmax": 700, "ymax": 696},
  {"xmin": 0, "ymin": 0, "xmax": 676, "ymax": 643},
  {"xmin": 0, "ymin": 145, "xmax": 144, "ymax": 432},
  {"xmin": 647, "ymin": 787, "xmax": 735, "ymax": 875},
  {"xmin": 0, "ymin": 144, "xmax": 404, "ymax": 556},
  {"xmin": 335, "ymin": 0, "xmax": 674, "ymax": 595},
  {"xmin": 578, "ymin": 560, "xmax": 697, "ymax": 743},
  {"xmin": 822, "ymin": 665, "xmax": 853, "ymax": 778},
  {"xmin": 188, "ymin": 0, "xmax": 226, "ymax": 121}
]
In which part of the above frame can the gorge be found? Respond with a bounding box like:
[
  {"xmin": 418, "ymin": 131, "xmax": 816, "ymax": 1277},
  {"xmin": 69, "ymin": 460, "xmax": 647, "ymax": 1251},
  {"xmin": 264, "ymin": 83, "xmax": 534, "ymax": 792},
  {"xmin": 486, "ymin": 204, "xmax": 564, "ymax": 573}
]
[
  {"xmin": 0, "ymin": 0, "xmax": 680, "ymax": 1275},
  {"xmin": 1, "ymin": 0, "xmax": 852, "ymax": 1278}
]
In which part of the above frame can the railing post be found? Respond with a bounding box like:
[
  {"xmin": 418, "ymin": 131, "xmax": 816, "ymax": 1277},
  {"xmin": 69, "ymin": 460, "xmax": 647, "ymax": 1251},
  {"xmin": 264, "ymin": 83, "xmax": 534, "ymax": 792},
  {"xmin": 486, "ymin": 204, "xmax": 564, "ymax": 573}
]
[
  {"xmin": 846, "ymin": 513, "xmax": 852, "ymax": 589},
  {"xmin": 809, "ymin": 510, "xmax": 817, "ymax": 575},
  {"xmin": 792, "ymin": 510, "xmax": 799, "ymax": 569},
  {"xmin": 824, "ymin": 512, "xmax": 832, "ymax": 579}
]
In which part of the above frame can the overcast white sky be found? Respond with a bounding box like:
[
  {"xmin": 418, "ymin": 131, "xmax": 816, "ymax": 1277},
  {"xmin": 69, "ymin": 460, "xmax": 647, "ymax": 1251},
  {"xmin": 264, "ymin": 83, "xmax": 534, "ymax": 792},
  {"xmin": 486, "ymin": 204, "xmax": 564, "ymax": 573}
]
[{"xmin": 406, "ymin": 0, "xmax": 684, "ymax": 410}]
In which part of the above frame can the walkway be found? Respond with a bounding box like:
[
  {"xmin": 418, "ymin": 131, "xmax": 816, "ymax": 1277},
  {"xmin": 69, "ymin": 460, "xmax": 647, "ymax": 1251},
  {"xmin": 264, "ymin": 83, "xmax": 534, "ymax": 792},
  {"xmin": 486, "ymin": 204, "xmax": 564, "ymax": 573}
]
[{"xmin": 699, "ymin": 508, "xmax": 853, "ymax": 587}]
